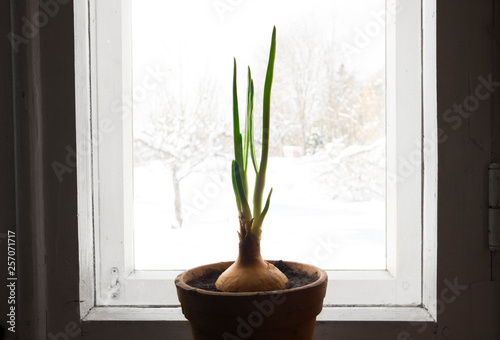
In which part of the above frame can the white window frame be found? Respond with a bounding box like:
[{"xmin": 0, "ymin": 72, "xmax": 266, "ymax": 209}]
[{"xmin": 76, "ymin": 0, "xmax": 437, "ymax": 322}]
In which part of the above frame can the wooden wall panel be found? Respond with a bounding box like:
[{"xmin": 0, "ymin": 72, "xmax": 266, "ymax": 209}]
[
  {"xmin": 436, "ymin": 0, "xmax": 494, "ymax": 339},
  {"xmin": 0, "ymin": 1, "xmax": 16, "ymax": 339},
  {"xmin": 491, "ymin": 0, "xmax": 500, "ymax": 283}
]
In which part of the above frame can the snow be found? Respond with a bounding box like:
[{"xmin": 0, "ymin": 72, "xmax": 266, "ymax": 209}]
[
  {"xmin": 134, "ymin": 156, "xmax": 385, "ymax": 270},
  {"xmin": 130, "ymin": 0, "xmax": 387, "ymax": 271}
]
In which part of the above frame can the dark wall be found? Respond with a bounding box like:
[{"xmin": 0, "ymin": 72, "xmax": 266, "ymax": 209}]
[
  {"xmin": 493, "ymin": 0, "xmax": 500, "ymax": 283},
  {"xmin": 1, "ymin": 0, "xmax": 80, "ymax": 339},
  {"xmin": 0, "ymin": 0, "xmax": 16, "ymax": 338}
]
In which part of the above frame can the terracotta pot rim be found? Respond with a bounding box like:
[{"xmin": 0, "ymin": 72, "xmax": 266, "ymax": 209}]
[{"xmin": 175, "ymin": 260, "xmax": 328, "ymax": 297}]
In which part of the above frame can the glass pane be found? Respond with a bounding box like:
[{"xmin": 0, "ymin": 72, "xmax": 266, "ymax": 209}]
[{"xmin": 132, "ymin": 0, "xmax": 386, "ymax": 270}]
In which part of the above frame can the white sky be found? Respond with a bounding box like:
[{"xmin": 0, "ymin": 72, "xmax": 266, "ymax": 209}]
[{"xmin": 132, "ymin": 0, "xmax": 385, "ymax": 82}]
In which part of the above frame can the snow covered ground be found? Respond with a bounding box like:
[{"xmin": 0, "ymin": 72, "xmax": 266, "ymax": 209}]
[
  {"xmin": 134, "ymin": 156, "xmax": 385, "ymax": 270},
  {"xmin": 130, "ymin": 0, "xmax": 387, "ymax": 272}
]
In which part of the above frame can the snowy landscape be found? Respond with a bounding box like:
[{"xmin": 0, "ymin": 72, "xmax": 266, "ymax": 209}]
[
  {"xmin": 131, "ymin": 0, "xmax": 386, "ymax": 271},
  {"xmin": 134, "ymin": 153, "xmax": 385, "ymax": 270}
]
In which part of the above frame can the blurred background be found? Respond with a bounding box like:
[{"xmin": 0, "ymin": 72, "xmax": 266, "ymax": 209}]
[{"xmin": 131, "ymin": 0, "xmax": 386, "ymax": 270}]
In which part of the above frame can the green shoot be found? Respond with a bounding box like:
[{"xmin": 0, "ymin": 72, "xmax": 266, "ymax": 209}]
[{"xmin": 231, "ymin": 26, "xmax": 276, "ymax": 243}]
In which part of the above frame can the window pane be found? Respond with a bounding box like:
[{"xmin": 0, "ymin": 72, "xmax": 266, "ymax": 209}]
[{"xmin": 132, "ymin": 0, "xmax": 386, "ymax": 270}]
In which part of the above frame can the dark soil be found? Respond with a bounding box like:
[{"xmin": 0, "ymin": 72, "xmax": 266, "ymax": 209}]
[
  {"xmin": 187, "ymin": 270, "xmax": 221, "ymax": 291},
  {"xmin": 186, "ymin": 260, "xmax": 318, "ymax": 292},
  {"xmin": 274, "ymin": 260, "xmax": 319, "ymax": 288}
]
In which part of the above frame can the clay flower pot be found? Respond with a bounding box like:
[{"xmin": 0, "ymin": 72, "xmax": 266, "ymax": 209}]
[{"xmin": 175, "ymin": 261, "xmax": 328, "ymax": 340}]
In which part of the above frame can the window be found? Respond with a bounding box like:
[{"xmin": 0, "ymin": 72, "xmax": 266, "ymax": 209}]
[
  {"xmin": 132, "ymin": 0, "xmax": 386, "ymax": 272},
  {"xmin": 76, "ymin": 0, "xmax": 436, "ymax": 321}
]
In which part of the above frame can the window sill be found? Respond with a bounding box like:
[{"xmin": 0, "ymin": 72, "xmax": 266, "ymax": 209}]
[{"xmin": 83, "ymin": 306, "xmax": 436, "ymax": 322}]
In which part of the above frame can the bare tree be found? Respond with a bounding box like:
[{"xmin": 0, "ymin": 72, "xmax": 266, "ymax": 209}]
[
  {"xmin": 134, "ymin": 75, "xmax": 228, "ymax": 228},
  {"xmin": 271, "ymin": 22, "xmax": 325, "ymax": 154},
  {"xmin": 269, "ymin": 20, "xmax": 368, "ymax": 155},
  {"xmin": 313, "ymin": 72, "xmax": 386, "ymax": 201},
  {"xmin": 260, "ymin": 20, "xmax": 386, "ymax": 200}
]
